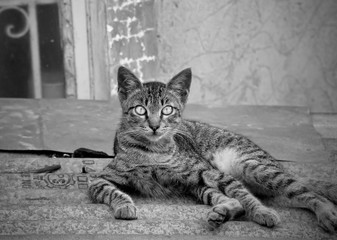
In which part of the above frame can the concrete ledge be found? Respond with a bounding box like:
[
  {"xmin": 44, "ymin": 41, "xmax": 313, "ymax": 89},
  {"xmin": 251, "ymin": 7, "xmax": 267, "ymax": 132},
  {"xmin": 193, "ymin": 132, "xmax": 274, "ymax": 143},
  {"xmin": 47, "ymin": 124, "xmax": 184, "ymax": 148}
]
[
  {"xmin": 0, "ymin": 159, "xmax": 336, "ymax": 191},
  {"xmin": 0, "ymin": 158, "xmax": 110, "ymax": 174},
  {"xmin": 0, "ymin": 234, "xmax": 294, "ymax": 240},
  {"xmin": 1, "ymin": 101, "xmax": 336, "ymax": 239},
  {"xmin": 0, "ymin": 157, "xmax": 336, "ymax": 177},
  {"xmin": 0, "ymin": 204, "xmax": 319, "ymax": 223},
  {"xmin": 0, "ymin": 202, "xmax": 336, "ymax": 239},
  {"xmin": 0, "ymin": 100, "xmax": 328, "ymax": 162},
  {"xmin": 0, "ymin": 210, "xmax": 333, "ymax": 240}
]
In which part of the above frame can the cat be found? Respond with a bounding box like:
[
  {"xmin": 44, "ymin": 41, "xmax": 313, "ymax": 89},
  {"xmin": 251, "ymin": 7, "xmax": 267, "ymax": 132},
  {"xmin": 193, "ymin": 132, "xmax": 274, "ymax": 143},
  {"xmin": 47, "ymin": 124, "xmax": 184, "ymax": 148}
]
[{"xmin": 89, "ymin": 66, "xmax": 337, "ymax": 233}]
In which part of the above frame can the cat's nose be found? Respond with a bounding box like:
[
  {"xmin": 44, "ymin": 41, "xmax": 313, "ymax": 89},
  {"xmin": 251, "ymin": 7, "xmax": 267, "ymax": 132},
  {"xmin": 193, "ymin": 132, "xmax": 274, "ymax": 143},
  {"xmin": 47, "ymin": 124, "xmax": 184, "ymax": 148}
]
[{"xmin": 149, "ymin": 125, "xmax": 160, "ymax": 132}]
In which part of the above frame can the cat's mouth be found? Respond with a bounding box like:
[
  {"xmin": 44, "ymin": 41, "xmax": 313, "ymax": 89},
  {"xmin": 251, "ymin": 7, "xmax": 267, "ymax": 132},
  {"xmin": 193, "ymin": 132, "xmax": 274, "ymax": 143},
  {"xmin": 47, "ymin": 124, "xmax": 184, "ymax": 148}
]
[
  {"xmin": 150, "ymin": 132, "xmax": 160, "ymax": 137},
  {"xmin": 147, "ymin": 131, "xmax": 164, "ymax": 140}
]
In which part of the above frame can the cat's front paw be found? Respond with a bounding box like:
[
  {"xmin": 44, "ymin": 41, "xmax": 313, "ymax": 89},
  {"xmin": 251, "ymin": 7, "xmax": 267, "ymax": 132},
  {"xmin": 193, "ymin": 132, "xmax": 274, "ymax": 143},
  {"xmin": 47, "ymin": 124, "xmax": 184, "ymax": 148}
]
[
  {"xmin": 317, "ymin": 204, "xmax": 337, "ymax": 233},
  {"xmin": 207, "ymin": 200, "xmax": 245, "ymax": 228},
  {"xmin": 250, "ymin": 206, "xmax": 280, "ymax": 228},
  {"xmin": 114, "ymin": 204, "xmax": 138, "ymax": 220}
]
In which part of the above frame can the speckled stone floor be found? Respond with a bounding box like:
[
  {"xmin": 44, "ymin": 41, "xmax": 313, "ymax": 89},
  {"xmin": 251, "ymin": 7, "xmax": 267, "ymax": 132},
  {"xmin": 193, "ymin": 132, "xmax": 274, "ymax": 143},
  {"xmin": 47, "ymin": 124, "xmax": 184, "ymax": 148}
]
[{"xmin": 0, "ymin": 99, "xmax": 336, "ymax": 240}]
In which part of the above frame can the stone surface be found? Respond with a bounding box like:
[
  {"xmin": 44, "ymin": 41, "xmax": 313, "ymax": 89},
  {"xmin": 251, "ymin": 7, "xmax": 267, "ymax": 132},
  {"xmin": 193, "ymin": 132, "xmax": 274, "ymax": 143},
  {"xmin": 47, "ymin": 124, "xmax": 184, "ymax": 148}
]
[
  {"xmin": 0, "ymin": 99, "xmax": 329, "ymax": 162},
  {"xmin": 0, "ymin": 235, "xmax": 285, "ymax": 240},
  {"xmin": 184, "ymin": 105, "xmax": 328, "ymax": 162},
  {"xmin": 312, "ymin": 113, "xmax": 337, "ymax": 139},
  {"xmin": 0, "ymin": 158, "xmax": 110, "ymax": 174},
  {"xmin": 0, "ymin": 204, "xmax": 335, "ymax": 239},
  {"xmin": 1, "ymin": 186, "xmax": 337, "ymax": 239},
  {"xmin": 0, "ymin": 235, "xmax": 290, "ymax": 240},
  {"xmin": 40, "ymin": 99, "xmax": 119, "ymax": 154},
  {"xmin": 282, "ymin": 162, "xmax": 337, "ymax": 181},
  {"xmin": 0, "ymin": 99, "xmax": 337, "ymax": 239},
  {"xmin": 0, "ymin": 189, "xmax": 89, "ymax": 206},
  {"xmin": 0, "ymin": 99, "xmax": 43, "ymax": 150},
  {"xmin": 0, "ymin": 159, "xmax": 336, "ymax": 185}
]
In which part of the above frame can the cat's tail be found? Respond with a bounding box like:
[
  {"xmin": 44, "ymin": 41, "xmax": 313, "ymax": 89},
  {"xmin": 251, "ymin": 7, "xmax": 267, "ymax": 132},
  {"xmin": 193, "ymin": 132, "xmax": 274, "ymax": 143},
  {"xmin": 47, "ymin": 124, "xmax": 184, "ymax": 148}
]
[{"xmin": 304, "ymin": 179, "xmax": 337, "ymax": 205}]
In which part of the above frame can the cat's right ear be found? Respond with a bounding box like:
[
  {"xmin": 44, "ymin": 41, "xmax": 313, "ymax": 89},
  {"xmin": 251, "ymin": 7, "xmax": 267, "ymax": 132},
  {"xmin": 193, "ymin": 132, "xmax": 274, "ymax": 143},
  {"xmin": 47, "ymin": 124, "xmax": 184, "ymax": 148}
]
[
  {"xmin": 117, "ymin": 66, "xmax": 142, "ymax": 102},
  {"xmin": 167, "ymin": 68, "xmax": 192, "ymax": 105}
]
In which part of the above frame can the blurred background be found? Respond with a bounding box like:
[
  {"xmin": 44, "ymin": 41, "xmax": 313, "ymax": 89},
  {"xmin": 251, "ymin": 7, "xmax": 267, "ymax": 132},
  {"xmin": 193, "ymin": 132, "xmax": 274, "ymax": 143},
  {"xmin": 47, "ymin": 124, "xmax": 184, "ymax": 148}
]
[{"xmin": 0, "ymin": 0, "xmax": 336, "ymax": 113}]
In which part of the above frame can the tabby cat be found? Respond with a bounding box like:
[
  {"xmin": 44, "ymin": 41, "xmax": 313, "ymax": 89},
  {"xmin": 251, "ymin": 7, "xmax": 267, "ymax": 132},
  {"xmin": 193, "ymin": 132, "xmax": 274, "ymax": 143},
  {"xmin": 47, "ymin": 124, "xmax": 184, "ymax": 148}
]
[{"xmin": 89, "ymin": 66, "xmax": 337, "ymax": 232}]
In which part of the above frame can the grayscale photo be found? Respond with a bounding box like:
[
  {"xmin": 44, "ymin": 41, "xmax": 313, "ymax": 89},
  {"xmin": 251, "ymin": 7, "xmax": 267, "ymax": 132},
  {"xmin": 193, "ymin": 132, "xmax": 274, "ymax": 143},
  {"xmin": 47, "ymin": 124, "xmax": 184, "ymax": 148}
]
[{"xmin": 0, "ymin": 1, "xmax": 336, "ymax": 240}]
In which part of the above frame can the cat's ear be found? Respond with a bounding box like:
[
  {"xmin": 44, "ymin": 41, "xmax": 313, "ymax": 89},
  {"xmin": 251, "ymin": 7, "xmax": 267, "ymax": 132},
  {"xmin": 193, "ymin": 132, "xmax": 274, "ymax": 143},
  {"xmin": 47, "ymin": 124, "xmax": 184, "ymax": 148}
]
[
  {"xmin": 117, "ymin": 66, "xmax": 142, "ymax": 102},
  {"xmin": 167, "ymin": 68, "xmax": 192, "ymax": 105}
]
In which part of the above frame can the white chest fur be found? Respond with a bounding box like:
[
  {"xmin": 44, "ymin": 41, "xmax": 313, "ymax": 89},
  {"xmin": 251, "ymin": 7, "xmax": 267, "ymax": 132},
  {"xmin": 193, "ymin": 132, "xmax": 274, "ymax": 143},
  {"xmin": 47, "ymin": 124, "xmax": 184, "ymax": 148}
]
[{"xmin": 211, "ymin": 148, "xmax": 241, "ymax": 177}]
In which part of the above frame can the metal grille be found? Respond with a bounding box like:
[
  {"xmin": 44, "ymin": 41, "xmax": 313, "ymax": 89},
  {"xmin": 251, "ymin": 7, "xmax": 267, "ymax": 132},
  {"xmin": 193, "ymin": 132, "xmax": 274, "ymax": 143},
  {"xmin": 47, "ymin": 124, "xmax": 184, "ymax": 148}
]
[{"xmin": 0, "ymin": 0, "xmax": 63, "ymax": 98}]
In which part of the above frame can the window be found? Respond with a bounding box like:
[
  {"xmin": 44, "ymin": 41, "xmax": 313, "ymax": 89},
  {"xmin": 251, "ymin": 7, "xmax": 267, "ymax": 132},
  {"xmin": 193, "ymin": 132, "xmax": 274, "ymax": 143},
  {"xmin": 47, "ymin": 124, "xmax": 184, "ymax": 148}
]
[{"xmin": 0, "ymin": 0, "xmax": 65, "ymax": 98}]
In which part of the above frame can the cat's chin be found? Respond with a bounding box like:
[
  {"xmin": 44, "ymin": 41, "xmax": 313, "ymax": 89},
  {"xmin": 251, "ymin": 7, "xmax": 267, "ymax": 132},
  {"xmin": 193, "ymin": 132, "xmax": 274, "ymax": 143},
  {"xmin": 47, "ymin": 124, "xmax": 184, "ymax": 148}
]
[{"xmin": 146, "ymin": 133, "xmax": 167, "ymax": 142}]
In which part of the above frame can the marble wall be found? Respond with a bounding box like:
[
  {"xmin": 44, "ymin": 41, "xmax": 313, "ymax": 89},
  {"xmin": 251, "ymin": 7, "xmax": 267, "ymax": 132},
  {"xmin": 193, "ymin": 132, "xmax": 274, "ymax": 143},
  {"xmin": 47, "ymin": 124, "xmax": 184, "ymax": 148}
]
[{"xmin": 108, "ymin": 0, "xmax": 337, "ymax": 112}]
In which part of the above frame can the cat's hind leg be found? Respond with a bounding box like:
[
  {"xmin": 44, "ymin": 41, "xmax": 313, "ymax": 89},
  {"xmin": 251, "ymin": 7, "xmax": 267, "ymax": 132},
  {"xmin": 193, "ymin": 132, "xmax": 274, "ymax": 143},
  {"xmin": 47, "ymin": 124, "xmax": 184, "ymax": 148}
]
[
  {"xmin": 201, "ymin": 170, "xmax": 281, "ymax": 228},
  {"xmin": 306, "ymin": 179, "xmax": 337, "ymax": 206},
  {"xmin": 239, "ymin": 158, "xmax": 337, "ymax": 232},
  {"xmin": 191, "ymin": 186, "xmax": 244, "ymax": 227},
  {"xmin": 89, "ymin": 178, "xmax": 137, "ymax": 220}
]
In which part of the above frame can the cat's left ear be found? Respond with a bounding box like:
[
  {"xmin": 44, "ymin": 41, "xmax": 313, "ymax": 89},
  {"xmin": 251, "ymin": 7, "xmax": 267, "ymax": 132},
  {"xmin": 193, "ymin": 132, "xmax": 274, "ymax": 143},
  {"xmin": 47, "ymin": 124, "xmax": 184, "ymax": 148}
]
[{"xmin": 167, "ymin": 68, "xmax": 192, "ymax": 105}]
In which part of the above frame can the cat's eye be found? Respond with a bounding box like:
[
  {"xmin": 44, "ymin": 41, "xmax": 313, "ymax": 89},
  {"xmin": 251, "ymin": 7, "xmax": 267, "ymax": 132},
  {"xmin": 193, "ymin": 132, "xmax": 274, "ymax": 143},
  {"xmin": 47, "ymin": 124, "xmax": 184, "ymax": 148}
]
[
  {"xmin": 162, "ymin": 105, "xmax": 174, "ymax": 115},
  {"xmin": 134, "ymin": 105, "xmax": 147, "ymax": 116}
]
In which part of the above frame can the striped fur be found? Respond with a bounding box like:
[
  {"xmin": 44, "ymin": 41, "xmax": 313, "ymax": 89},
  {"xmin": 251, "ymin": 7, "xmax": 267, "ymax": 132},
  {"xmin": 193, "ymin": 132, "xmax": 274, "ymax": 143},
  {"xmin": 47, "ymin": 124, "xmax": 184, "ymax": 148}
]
[{"xmin": 88, "ymin": 66, "xmax": 337, "ymax": 232}]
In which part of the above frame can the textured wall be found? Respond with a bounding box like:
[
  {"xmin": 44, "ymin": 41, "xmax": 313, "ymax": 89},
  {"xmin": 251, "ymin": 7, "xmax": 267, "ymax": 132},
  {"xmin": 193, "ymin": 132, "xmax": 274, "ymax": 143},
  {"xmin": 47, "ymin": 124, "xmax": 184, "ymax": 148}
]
[
  {"xmin": 157, "ymin": 0, "xmax": 337, "ymax": 112},
  {"xmin": 106, "ymin": 0, "xmax": 337, "ymax": 112},
  {"xmin": 106, "ymin": 0, "xmax": 158, "ymax": 96}
]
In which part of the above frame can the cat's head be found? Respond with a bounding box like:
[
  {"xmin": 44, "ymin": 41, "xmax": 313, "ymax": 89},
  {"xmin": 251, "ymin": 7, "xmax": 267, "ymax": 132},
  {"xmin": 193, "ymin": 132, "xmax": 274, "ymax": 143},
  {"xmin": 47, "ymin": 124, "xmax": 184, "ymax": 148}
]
[{"xmin": 117, "ymin": 66, "xmax": 191, "ymax": 140}]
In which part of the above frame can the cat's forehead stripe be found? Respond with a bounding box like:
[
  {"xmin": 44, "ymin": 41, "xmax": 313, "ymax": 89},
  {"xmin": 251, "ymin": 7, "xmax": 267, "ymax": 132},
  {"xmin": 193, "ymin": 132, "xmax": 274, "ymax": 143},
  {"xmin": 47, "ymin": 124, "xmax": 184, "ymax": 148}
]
[
  {"xmin": 142, "ymin": 82, "xmax": 167, "ymax": 104},
  {"xmin": 126, "ymin": 81, "xmax": 182, "ymax": 110},
  {"xmin": 144, "ymin": 82, "xmax": 166, "ymax": 96}
]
